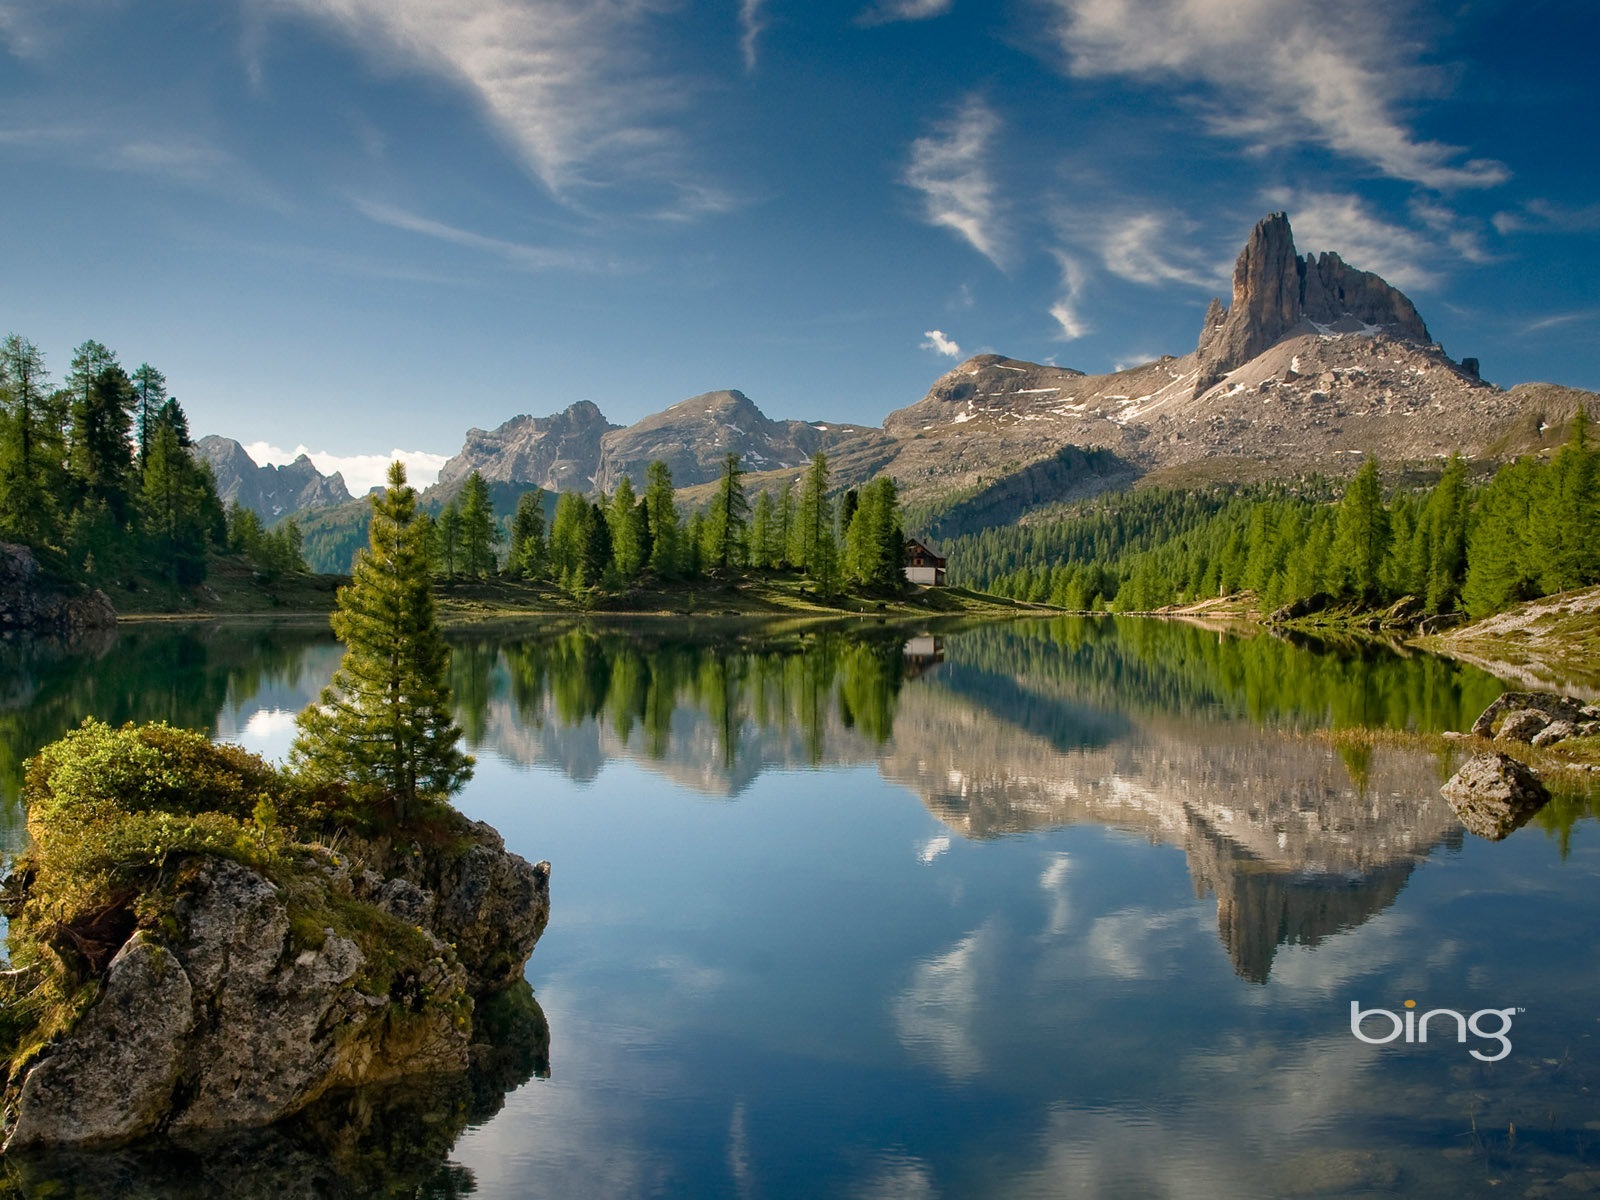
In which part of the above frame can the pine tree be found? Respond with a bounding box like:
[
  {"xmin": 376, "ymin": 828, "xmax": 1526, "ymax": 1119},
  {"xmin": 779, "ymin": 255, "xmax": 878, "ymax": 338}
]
[
  {"xmin": 607, "ymin": 476, "xmax": 646, "ymax": 580},
  {"xmin": 508, "ymin": 489, "xmax": 547, "ymax": 579},
  {"xmin": 1422, "ymin": 455, "xmax": 1469, "ymax": 611},
  {"xmin": 458, "ymin": 471, "xmax": 499, "ymax": 578},
  {"xmin": 290, "ymin": 461, "xmax": 471, "ymax": 816},
  {"xmin": 644, "ymin": 460, "xmax": 681, "ymax": 577},
  {"xmin": 792, "ymin": 451, "xmax": 833, "ymax": 572},
  {"xmin": 1532, "ymin": 409, "xmax": 1598, "ymax": 594},
  {"xmin": 0, "ymin": 334, "xmax": 65, "ymax": 546},
  {"xmin": 749, "ymin": 490, "xmax": 775, "ymax": 569},
  {"xmin": 549, "ymin": 491, "xmax": 591, "ymax": 588},
  {"xmin": 435, "ymin": 501, "xmax": 463, "ymax": 579},
  {"xmin": 65, "ymin": 340, "xmax": 137, "ymax": 525},
  {"xmin": 1331, "ymin": 458, "xmax": 1390, "ymax": 603},
  {"xmin": 1463, "ymin": 457, "xmax": 1540, "ymax": 617},
  {"xmin": 130, "ymin": 362, "xmax": 168, "ymax": 466},
  {"xmin": 704, "ymin": 452, "xmax": 749, "ymax": 571},
  {"xmin": 139, "ymin": 399, "xmax": 220, "ymax": 585}
]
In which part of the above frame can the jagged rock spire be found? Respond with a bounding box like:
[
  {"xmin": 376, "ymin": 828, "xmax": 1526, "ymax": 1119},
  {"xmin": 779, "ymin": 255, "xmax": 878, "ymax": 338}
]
[{"xmin": 1194, "ymin": 213, "xmax": 1431, "ymax": 394}]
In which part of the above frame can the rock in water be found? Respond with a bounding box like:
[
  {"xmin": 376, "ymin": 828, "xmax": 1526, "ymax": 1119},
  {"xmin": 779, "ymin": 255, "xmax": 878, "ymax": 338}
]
[
  {"xmin": 1, "ymin": 812, "xmax": 549, "ymax": 1150},
  {"xmin": 1440, "ymin": 753, "xmax": 1551, "ymax": 840}
]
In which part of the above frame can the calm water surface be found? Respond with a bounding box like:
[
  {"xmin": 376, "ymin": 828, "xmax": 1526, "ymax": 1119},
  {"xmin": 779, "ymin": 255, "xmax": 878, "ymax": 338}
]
[{"xmin": 2, "ymin": 617, "xmax": 1598, "ymax": 1199}]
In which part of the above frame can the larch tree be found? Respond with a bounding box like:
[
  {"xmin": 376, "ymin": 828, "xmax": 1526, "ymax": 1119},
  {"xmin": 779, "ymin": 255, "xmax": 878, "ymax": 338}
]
[
  {"xmin": 508, "ymin": 488, "xmax": 547, "ymax": 579},
  {"xmin": 643, "ymin": 460, "xmax": 681, "ymax": 577},
  {"xmin": 459, "ymin": 471, "xmax": 500, "ymax": 578},
  {"xmin": 1331, "ymin": 458, "xmax": 1390, "ymax": 603},
  {"xmin": 704, "ymin": 452, "xmax": 749, "ymax": 571},
  {"xmin": 290, "ymin": 461, "xmax": 472, "ymax": 817},
  {"xmin": 130, "ymin": 362, "xmax": 168, "ymax": 466}
]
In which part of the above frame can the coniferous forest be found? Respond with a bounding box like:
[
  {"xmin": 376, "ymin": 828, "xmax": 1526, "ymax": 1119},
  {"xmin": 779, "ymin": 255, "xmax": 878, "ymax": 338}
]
[
  {"xmin": 0, "ymin": 334, "xmax": 306, "ymax": 592},
  {"xmin": 946, "ymin": 412, "xmax": 1600, "ymax": 619}
]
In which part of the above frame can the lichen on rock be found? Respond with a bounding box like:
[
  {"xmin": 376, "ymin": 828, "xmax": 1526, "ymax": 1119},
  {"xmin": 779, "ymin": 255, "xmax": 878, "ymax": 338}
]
[{"xmin": 0, "ymin": 720, "xmax": 548, "ymax": 1152}]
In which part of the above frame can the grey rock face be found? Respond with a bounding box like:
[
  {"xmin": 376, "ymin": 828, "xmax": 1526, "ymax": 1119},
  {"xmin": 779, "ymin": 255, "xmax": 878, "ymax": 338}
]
[
  {"xmin": 1470, "ymin": 690, "xmax": 1600, "ymax": 739},
  {"xmin": 1496, "ymin": 708, "xmax": 1551, "ymax": 743},
  {"xmin": 1440, "ymin": 752, "xmax": 1551, "ymax": 840},
  {"xmin": 194, "ymin": 436, "xmax": 351, "ymax": 521},
  {"xmin": 1194, "ymin": 213, "xmax": 1431, "ymax": 393},
  {"xmin": 0, "ymin": 542, "xmax": 116, "ymax": 634},
  {"xmin": 3, "ymin": 817, "xmax": 547, "ymax": 1150},
  {"xmin": 6, "ymin": 935, "xmax": 194, "ymax": 1149},
  {"xmin": 435, "ymin": 400, "xmax": 620, "ymax": 492}
]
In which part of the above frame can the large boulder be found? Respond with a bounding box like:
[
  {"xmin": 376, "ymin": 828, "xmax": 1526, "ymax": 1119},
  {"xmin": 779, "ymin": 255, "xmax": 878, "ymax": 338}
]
[
  {"xmin": 1440, "ymin": 752, "xmax": 1551, "ymax": 840},
  {"xmin": 1470, "ymin": 690, "xmax": 1600, "ymax": 743},
  {"xmin": 1, "ymin": 816, "xmax": 549, "ymax": 1150}
]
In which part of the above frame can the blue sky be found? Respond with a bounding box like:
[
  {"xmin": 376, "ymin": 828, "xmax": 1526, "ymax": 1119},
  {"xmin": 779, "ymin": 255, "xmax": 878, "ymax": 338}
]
[{"xmin": 2, "ymin": 0, "xmax": 1596, "ymax": 491}]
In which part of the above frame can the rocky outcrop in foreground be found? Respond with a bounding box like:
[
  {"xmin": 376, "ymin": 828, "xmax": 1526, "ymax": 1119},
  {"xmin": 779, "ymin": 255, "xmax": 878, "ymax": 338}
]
[
  {"xmin": 0, "ymin": 543, "xmax": 115, "ymax": 636},
  {"xmin": 1, "ymin": 810, "xmax": 548, "ymax": 1151}
]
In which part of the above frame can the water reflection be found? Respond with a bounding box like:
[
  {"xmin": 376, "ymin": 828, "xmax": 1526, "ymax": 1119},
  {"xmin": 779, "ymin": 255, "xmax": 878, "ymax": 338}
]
[{"xmin": 0, "ymin": 617, "xmax": 1526, "ymax": 984}]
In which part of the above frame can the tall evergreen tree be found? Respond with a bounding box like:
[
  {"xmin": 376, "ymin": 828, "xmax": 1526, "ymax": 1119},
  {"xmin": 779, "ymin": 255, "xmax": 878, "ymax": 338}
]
[
  {"xmin": 458, "ymin": 471, "xmax": 499, "ymax": 578},
  {"xmin": 130, "ymin": 362, "xmax": 168, "ymax": 465},
  {"xmin": 0, "ymin": 334, "xmax": 64, "ymax": 546},
  {"xmin": 435, "ymin": 501, "xmax": 463, "ymax": 579},
  {"xmin": 749, "ymin": 490, "xmax": 775, "ymax": 569},
  {"xmin": 290, "ymin": 461, "xmax": 472, "ymax": 816},
  {"xmin": 792, "ymin": 452, "xmax": 833, "ymax": 572},
  {"xmin": 607, "ymin": 476, "xmax": 647, "ymax": 580},
  {"xmin": 65, "ymin": 340, "xmax": 136, "ymax": 524},
  {"xmin": 1422, "ymin": 454, "xmax": 1470, "ymax": 611},
  {"xmin": 1532, "ymin": 409, "xmax": 1598, "ymax": 594},
  {"xmin": 704, "ymin": 452, "xmax": 749, "ymax": 571},
  {"xmin": 549, "ymin": 491, "xmax": 592, "ymax": 589},
  {"xmin": 643, "ymin": 460, "xmax": 681, "ymax": 577},
  {"xmin": 139, "ymin": 399, "xmax": 220, "ymax": 585},
  {"xmin": 508, "ymin": 489, "xmax": 547, "ymax": 579},
  {"xmin": 1331, "ymin": 458, "xmax": 1390, "ymax": 602}
]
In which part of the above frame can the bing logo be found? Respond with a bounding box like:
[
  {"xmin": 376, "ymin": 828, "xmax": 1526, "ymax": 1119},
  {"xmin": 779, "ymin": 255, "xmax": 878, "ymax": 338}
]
[{"xmin": 1349, "ymin": 999, "xmax": 1523, "ymax": 1062}]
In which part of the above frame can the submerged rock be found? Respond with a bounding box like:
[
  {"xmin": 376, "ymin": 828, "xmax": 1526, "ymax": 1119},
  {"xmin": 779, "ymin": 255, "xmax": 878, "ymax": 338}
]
[
  {"xmin": 1, "ymin": 809, "xmax": 549, "ymax": 1151},
  {"xmin": 1440, "ymin": 752, "xmax": 1551, "ymax": 840}
]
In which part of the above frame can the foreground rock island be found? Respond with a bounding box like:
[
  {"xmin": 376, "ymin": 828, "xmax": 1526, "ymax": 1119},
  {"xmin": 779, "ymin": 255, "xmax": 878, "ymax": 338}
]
[{"xmin": 0, "ymin": 720, "xmax": 549, "ymax": 1151}]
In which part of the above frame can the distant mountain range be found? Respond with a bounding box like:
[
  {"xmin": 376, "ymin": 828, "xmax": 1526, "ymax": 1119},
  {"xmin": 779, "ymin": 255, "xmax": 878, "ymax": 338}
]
[{"xmin": 196, "ymin": 212, "xmax": 1599, "ymax": 571}]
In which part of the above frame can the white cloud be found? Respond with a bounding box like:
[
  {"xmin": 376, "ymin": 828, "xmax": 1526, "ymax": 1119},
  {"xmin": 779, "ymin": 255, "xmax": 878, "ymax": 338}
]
[
  {"xmin": 1044, "ymin": 0, "xmax": 1509, "ymax": 190},
  {"xmin": 858, "ymin": 0, "xmax": 953, "ymax": 25},
  {"xmin": 1048, "ymin": 251, "xmax": 1090, "ymax": 340},
  {"xmin": 920, "ymin": 329, "xmax": 962, "ymax": 357},
  {"xmin": 242, "ymin": 442, "xmax": 451, "ymax": 494},
  {"xmin": 904, "ymin": 94, "xmax": 1006, "ymax": 266},
  {"xmin": 352, "ymin": 197, "xmax": 597, "ymax": 271},
  {"xmin": 262, "ymin": 0, "xmax": 722, "ymax": 212},
  {"xmin": 1520, "ymin": 308, "xmax": 1600, "ymax": 335},
  {"xmin": 1094, "ymin": 212, "xmax": 1225, "ymax": 289},
  {"xmin": 891, "ymin": 926, "xmax": 987, "ymax": 1079},
  {"xmin": 1266, "ymin": 189, "xmax": 1438, "ymax": 291},
  {"xmin": 1493, "ymin": 199, "xmax": 1600, "ymax": 236},
  {"xmin": 738, "ymin": 0, "xmax": 766, "ymax": 71}
]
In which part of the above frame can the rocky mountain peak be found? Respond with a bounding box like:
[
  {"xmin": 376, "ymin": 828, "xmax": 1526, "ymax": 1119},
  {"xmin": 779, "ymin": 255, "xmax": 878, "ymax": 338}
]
[
  {"xmin": 435, "ymin": 400, "xmax": 622, "ymax": 492},
  {"xmin": 1194, "ymin": 212, "xmax": 1431, "ymax": 393},
  {"xmin": 194, "ymin": 435, "xmax": 351, "ymax": 521}
]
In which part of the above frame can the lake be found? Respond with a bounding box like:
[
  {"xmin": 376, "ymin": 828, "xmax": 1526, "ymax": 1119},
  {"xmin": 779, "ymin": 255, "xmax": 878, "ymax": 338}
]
[{"xmin": 2, "ymin": 616, "xmax": 1598, "ymax": 1199}]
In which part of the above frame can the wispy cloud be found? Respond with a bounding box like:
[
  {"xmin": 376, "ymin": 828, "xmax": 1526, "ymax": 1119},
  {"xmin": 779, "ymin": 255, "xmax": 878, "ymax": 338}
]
[
  {"xmin": 858, "ymin": 0, "xmax": 954, "ymax": 26},
  {"xmin": 1043, "ymin": 0, "xmax": 1509, "ymax": 190},
  {"xmin": 1093, "ymin": 212, "xmax": 1225, "ymax": 290},
  {"xmin": 1049, "ymin": 251, "xmax": 1090, "ymax": 340},
  {"xmin": 904, "ymin": 94, "xmax": 1006, "ymax": 266},
  {"xmin": 1266, "ymin": 189, "xmax": 1438, "ymax": 291},
  {"xmin": 1493, "ymin": 199, "xmax": 1600, "ymax": 236},
  {"xmin": 262, "ymin": 0, "xmax": 721, "ymax": 214},
  {"xmin": 352, "ymin": 197, "xmax": 599, "ymax": 271},
  {"xmin": 738, "ymin": 0, "xmax": 766, "ymax": 71},
  {"xmin": 1519, "ymin": 308, "xmax": 1600, "ymax": 335},
  {"xmin": 921, "ymin": 329, "xmax": 962, "ymax": 357},
  {"xmin": 242, "ymin": 442, "xmax": 451, "ymax": 494}
]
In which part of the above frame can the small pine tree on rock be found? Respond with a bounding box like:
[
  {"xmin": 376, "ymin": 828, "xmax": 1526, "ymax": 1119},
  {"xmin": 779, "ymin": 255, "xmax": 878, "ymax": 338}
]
[{"xmin": 291, "ymin": 461, "xmax": 472, "ymax": 816}]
